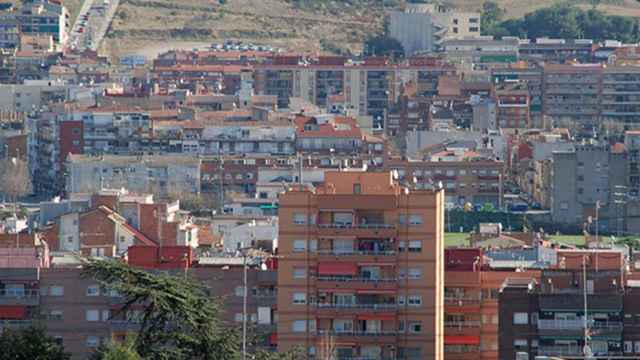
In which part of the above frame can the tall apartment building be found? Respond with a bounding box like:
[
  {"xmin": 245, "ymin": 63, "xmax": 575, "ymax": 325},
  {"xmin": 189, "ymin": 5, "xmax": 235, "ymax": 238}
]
[
  {"xmin": 385, "ymin": 157, "xmax": 504, "ymax": 208},
  {"xmin": 499, "ymin": 250, "xmax": 627, "ymax": 360},
  {"xmin": 444, "ymin": 249, "xmax": 540, "ymax": 360},
  {"xmin": 492, "ymin": 66, "xmax": 543, "ymax": 128},
  {"xmin": 389, "ymin": 4, "xmax": 480, "ymax": 56},
  {"xmin": 601, "ymin": 66, "xmax": 640, "ymax": 126},
  {"xmin": 551, "ymin": 142, "xmax": 627, "ymax": 228},
  {"xmin": 277, "ymin": 171, "xmax": 444, "ymax": 360},
  {"xmin": 65, "ymin": 154, "xmax": 202, "ymax": 196},
  {"xmin": 254, "ymin": 56, "xmax": 456, "ymax": 128},
  {"xmin": 15, "ymin": 0, "xmax": 68, "ymax": 46},
  {"xmin": 493, "ymin": 83, "xmax": 530, "ymax": 129},
  {"xmin": 0, "ymin": 14, "xmax": 20, "ymax": 49},
  {"xmin": 542, "ymin": 64, "xmax": 602, "ymax": 128}
]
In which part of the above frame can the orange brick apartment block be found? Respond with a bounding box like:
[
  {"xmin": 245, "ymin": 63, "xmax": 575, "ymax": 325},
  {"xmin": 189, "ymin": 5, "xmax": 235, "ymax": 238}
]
[{"xmin": 277, "ymin": 171, "xmax": 444, "ymax": 360}]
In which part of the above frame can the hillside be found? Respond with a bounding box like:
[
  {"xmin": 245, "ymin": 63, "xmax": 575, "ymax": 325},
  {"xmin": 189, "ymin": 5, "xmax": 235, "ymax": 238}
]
[
  {"xmin": 444, "ymin": 0, "xmax": 640, "ymax": 19},
  {"xmin": 102, "ymin": 0, "xmax": 386, "ymax": 57}
]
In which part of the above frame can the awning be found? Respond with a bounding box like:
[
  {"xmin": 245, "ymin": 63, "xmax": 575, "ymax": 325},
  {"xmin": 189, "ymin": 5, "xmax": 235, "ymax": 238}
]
[
  {"xmin": 445, "ymin": 335, "xmax": 481, "ymax": 345},
  {"xmin": 357, "ymin": 314, "xmax": 396, "ymax": 321},
  {"xmin": 356, "ymin": 289, "xmax": 395, "ymax": 295},
  {"xmin": 318, "ymin": 262, "xmax": 358, "ymax": 276},
  {"xmin": 0, "ymin": 305, "xmax": 26, "ymax": 319},
  {"xmin": 269, "ymin": 333, "xmax": 277, "ymax": 345}
]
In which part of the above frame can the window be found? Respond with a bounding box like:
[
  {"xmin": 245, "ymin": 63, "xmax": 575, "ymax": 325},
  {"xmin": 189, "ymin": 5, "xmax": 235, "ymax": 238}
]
[
  {"xmin": 293, "ymin": 213, "xmax": 307, "ymax": 225},
  {"xmin": 624, "ymin": 341, "xmax": 632, "ymax": 353},
  {"xmin": 86, "ymin": 336, "xmax": 99, "ymax": 348},
  {"xmin": 635, "ymin": 341, "xmax": 640, "ymax": 354},
  {"xmin": 408, "ymin": 268, "xmax": 422, "ymax": 279},
  {"xmin": 398, "ymin": 320, "xmax": 405, "ymax": 332},
  {"xmin": 469, "ymin": 27, "xmax": 479, "ymax": 32},
  {"xmin": 102, "ymin": 310, "xmax": 110, "ymax": 321},
  {"xmin": 408, "ymin": 321, "xmax": 422, "ymax": 333},
  {"xmin": 235, "ymin": 286, "xmax": 245, "ymax": 297},
  {"xmin": 86, "ymin": 285, "xmax": 100, "ymax": 297},
  {"xmin": 293, "ymin": 240, "xmax": 306, "ymax": 252},
  {"xmin": 408, "ymin": 240, "xmax": 422, "ymax": 253},
  {"xmin": 308, "ymin": 346, "xmax": 316, "ymax": 356},
  {"xmin": 397, "ymin": 296, "xmax": 405, "ymax": 305},
  {"xmin": 513, "ymin": 312, "xmax": 528, "ymax": 325},
  {"xmin": 514, "ymin": 339, "xmax": 528, "ymax": 351},
  {"xmin": 86, "ymin": 310, "xmax": 100, "ymax": 322},
  {"xmin": 409, "ymin": 215, "xmax": 423, "ymax": 225},
  {"xmin": 293, "ymin": 293, "xmax": 307, "ymax": 304},
  {"xmin": 234, "ymin": 313, "xmax": 243, "ymax": 322},
  {"xmin": 353, "ymin": 183, "xmax": 361, "ymax": 194},
  {"xmin": 293, "ymin": 268, "xmax": 306, "ymax": 279},
  {"xmin": 50, "ymin": 310, "xmax": 63, "ymax": 321},
  {"xmin": 469, "ymin": 18, "xmax": 479, "ymax": 23},
  {"xmin": 408, "ymin": 296, "xmax": 422, "ymax": 307},
  {"xmin": 50, "ymin": 286, "xmax": 64, "ymax": 296},
  {"xmin": 292, "ymin": 320, "xmax": 306, "ymax": 332}
]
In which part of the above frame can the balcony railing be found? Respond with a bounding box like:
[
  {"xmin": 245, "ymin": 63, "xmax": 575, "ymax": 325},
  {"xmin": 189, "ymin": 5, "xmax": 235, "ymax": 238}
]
[
  {"xmin": 315, "ymin": 303, "xmax": 397, "ymax": 310},
  {"xmin": 537, "ymin": 346, "xmax": 585, "ymax": 356},
  {"xmin": 317, "ymin": 330, "xmax": 398, "ymax": 336},
  {"xmin": 0, "ymin": 320, "xmax": 33, "ymax": 329},
  {"xmin": 316, "ymin": 250, "xmax": 396, "ymax": 256},
  {"xmin": 316, "ymin": 276, "xmax": 397, "ymax": 283},
  {"xmin": 444, "ymin": 345, "xmax": 480, "ymax": 353},
  {"xmin": 318, "ymin": 223, "xmax": 395, "ymax": 230},
  {"xmin": 537, "ymin": 319, "xmax": 623, "ymax": 331},
  {"xmin": 444, "ymin": 297, "xmax": 481, "ymax": 306},
  {"xmin": 0, "ymin": 289, "xmax": 39, "ymax": 305},
  {"xmin": 444, "ymin": 321, "xmax": 481, "ymax": 328}
]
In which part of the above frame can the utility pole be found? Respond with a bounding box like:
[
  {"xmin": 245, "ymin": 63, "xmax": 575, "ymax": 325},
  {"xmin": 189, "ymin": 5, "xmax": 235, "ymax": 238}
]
[
  {"xmin": 582, "ymin": 255, "xmax": 592, "ymax": 359},
  {"xmin": 242, "ymin": 252, "xmax": 248, "ymax": 360},
  {"xmin": 595, "ymin": 200, "xmax": 599, "ymax": 245}
]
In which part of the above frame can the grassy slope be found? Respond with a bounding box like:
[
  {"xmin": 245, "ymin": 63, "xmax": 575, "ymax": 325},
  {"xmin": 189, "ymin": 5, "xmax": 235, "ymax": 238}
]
[{"xmin": 103, "ymin": 0, "xmax": 384, "ymax": 56}]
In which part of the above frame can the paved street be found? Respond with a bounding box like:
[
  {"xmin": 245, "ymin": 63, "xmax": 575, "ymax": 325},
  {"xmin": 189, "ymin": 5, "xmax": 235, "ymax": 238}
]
[{"xmin": 68, "ymin": 0, "xmax": 119, "ymax": 51}]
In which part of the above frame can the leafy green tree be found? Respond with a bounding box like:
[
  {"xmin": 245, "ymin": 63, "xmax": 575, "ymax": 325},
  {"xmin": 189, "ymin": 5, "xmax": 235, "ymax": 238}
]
[
  {"xmin": 364, "ymin": 35, "xmax": 404, "ymax": 58},
  {"xmin": 481, "ymin": 1, "xmax": 504, "ymax": 34},
  {"xmin": 90, "ymin": 340, "xmax": 143, "ymax": 360},
  {"xmin": 0, "ymin": 327, "xmax": 70, "ymax": 360},
  {"xmin": 82, "ymin": 258, "xmax": 298, "ymax": 360},
  {"xmin": 82, "ymin": 257, "xmax": 239, "ymax": 360}
]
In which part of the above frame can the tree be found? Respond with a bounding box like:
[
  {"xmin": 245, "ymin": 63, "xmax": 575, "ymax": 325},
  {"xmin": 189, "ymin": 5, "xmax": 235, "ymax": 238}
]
[
  {"xmin": 481, "ymin": 1, "xmax": 504, "ymax": 35},
  {"xmin": 0, "ymin": 326, "xmax": 71, "ymax": 360},
  {"xmin": 363, "ymin": 35, "xmax": 404, "ymax": 58},
  {"xmin": 81, "ymin": 257, "xmax": 298, "ymax": 360},
  {"xmin": 90, "ymin": 340, "xmax": 143, "ymax": 360},
  {"xmin": 82, "ymin": 257, "xmax": 239, "ymax": 360},
  {"xmin": 0, "ymin": 157, "xmax": 32, "ymax": 209}
]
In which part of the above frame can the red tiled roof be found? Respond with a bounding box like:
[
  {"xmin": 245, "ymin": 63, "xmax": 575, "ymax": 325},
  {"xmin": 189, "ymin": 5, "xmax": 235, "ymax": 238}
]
[{"xmin": 294, "ymin": 115, "xmax": 363, "ymax": 139}]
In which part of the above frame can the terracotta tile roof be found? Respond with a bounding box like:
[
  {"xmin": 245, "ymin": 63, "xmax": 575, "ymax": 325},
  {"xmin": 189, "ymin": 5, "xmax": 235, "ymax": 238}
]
[
  {"xmin": 611, "ymin": 142, "xmax": 626, "ymax": 154},
  {"xmin": 154, "ymin": 64, "xmax": 249, "ymax": 73},
  {"xmin": 294, "ymin": 114, "xmax": 363, "ymax": 139}
]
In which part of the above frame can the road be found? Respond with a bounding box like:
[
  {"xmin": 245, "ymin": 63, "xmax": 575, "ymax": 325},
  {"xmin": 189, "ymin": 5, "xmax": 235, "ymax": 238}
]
[{"xmin": 68, "ymin": 0, "xmax": 120, "ymax": 52}]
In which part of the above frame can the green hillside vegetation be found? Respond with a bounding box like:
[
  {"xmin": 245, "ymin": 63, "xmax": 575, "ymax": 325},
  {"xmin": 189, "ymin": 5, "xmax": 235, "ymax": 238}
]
[{"xmin": 483, "ymin": 1, "xmax": 640, "ymax": 42}]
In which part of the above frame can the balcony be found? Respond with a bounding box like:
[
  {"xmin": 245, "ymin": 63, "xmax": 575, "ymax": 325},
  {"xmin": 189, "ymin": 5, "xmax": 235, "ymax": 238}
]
[
  {"xmin": 444, "ymin": 297, "xmax": 481, "ymax": 307},
  {"xmin": 0, "ymin": 320, "xmax": 33, "ymax": 330},
  {"xmin": 444, "ymin": 321, "xmax": 481, "ymax": 328},
  {"xmin": 537, "ymin": 346, "xmax": 585, "ymax": 357},
  {"xmin": 316, "ymin": 276, "xmax": 398, "ymax": 291},
  {"xmin": 0, "ymin": 289, "xmax": 39, "ymax": 306},
  {"xmin": 538, "ymin": 319, "xmax": 623, "ymax": 331},
  {"xmin": 317, "ymin": 250, "xmax": 396, "ymax": 257},
  {"xmin": 315, "ymin": 303, "xmax": 397, "ymax": 311},
  {"xmin": 317, "ymin": 223, "xmax": 396, "ymax": 238}
]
